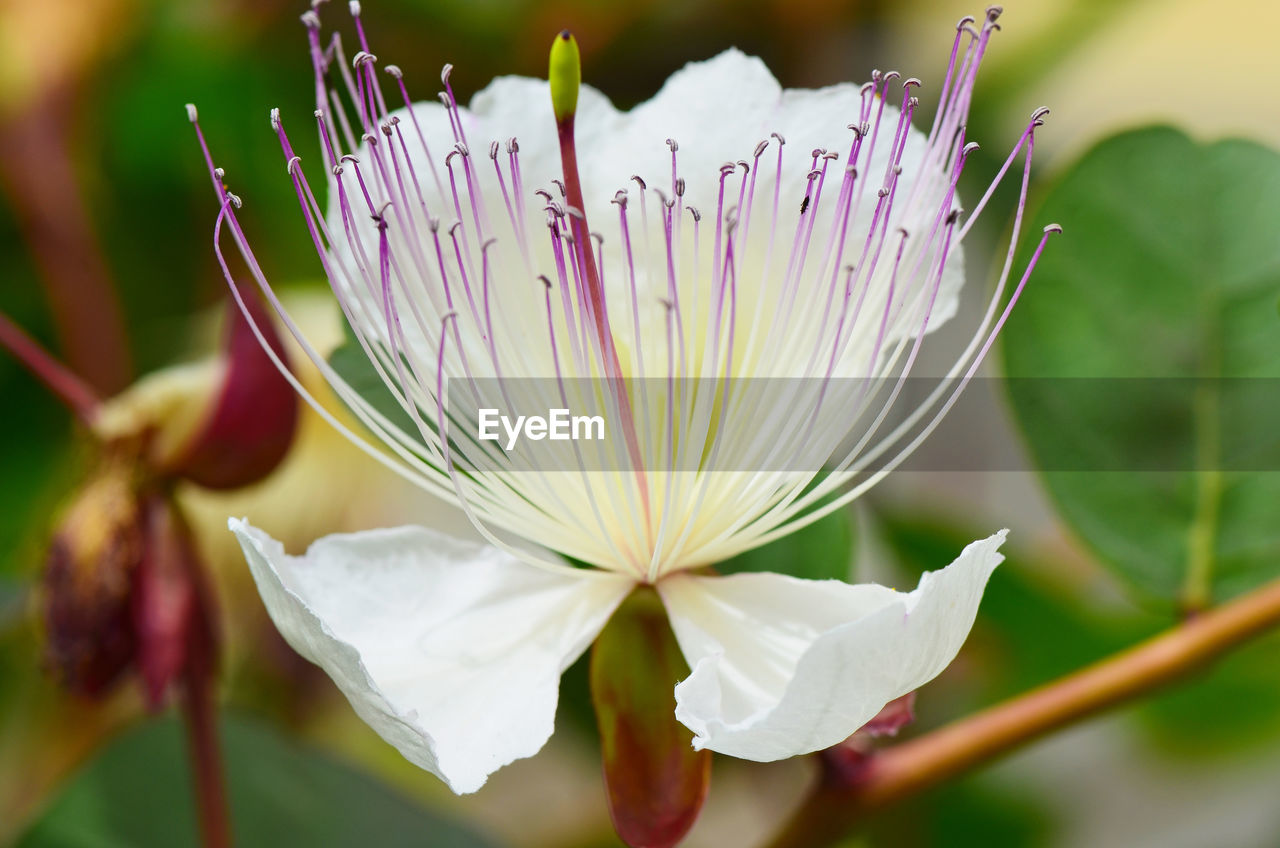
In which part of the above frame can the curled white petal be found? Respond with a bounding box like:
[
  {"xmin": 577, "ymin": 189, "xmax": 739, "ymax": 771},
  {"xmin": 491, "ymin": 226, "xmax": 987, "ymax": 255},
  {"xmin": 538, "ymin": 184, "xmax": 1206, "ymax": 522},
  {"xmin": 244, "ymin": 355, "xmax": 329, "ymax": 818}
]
[
  {"xmin": 659, "ymin": 530, "xmax": 1006, "ymax": 760},
  {"xmin": 230, "ymin": 519, "xmax": 633, "ymax": 793}
]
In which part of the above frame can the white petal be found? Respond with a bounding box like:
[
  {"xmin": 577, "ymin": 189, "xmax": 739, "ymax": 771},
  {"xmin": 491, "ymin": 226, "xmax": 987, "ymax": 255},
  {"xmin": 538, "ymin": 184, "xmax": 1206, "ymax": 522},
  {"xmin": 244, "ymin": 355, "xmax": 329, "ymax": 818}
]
[
  {"xmin": 230, "ymin": 519, "xmax": 633, "ymax": 793},
  {"xmin": 658, "ymin": 531, "xmax": 1006, "ymax": 761}
]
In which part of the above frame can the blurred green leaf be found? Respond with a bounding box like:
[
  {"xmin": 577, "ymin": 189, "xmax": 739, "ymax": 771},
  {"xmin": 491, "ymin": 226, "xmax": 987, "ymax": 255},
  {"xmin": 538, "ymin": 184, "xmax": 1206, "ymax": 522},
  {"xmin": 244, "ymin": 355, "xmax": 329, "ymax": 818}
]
[
  {"xmin": 866, "ymin": 779, "xmax": 1053, "ymax": 848},
  {"xmin": 18, "ymin": 713, "xmax": 502, "ymax": 848},
  {"xmin": 1138, "ymin": 628, "xmax": 1280, "ymax": 757},
  {"xmin": 328, "ymin": 338, "xmax": 420, "ymax": 437},
  {"xmin": 874, "ymin": 512, "xmax": 1154, "ymax": 702},
  {"xmin": 716, "ymin": 497, "xmax": 854, "ymax": 581},
  {"xmin": 0, "ymin": 575, "xmax": 29, "ymax": 634},
  {"xmin": 1003, "ymin": 127, "xmax": 1280, "ymax": 608}
]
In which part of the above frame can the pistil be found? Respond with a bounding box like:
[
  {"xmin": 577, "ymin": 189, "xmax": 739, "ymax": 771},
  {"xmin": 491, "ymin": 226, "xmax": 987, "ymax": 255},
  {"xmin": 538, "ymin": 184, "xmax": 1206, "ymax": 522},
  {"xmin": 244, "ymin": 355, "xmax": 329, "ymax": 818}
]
[{"xmin": 549, "ymin": 31, "xmax": 652, "ymax": 529}]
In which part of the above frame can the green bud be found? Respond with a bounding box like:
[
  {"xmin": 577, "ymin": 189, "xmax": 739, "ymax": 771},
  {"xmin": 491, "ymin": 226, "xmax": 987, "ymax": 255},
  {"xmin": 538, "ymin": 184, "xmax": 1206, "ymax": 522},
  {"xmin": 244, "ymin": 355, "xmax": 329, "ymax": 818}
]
[{"xmin": 548, "ymin": 30, "xmax": 580, "ymax": 123}]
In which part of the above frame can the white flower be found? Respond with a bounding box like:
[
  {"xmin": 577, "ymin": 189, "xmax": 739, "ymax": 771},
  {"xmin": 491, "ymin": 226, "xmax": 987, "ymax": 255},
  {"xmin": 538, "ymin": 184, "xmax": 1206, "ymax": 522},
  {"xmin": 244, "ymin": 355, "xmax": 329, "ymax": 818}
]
[{"xmin": 192, "ymin": 5, "xmax": 1055, "ymax": 794}]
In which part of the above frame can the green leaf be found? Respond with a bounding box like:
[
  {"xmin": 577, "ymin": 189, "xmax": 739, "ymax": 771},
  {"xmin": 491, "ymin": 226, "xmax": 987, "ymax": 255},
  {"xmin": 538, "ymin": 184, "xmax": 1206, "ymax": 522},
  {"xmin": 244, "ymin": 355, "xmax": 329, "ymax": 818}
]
[
  {"xmin": 328, "ymin": 337, "xmax": 419, "ymax": 437},
  {"xmin": 716, "ymin": 495, "xmax": 855, "ymax": 581},
  {"xmin": 1002, "ymin": 127, "xmax": 1280, "ymax": 608},
  {"xmin": 17, "ymin": 713, "xmax": 502, "ymax": 848},
  {"xmin": 0, "ymin": 576, "xmax": 26, "ymax": 633},
  {"xmin": 1138, "ymin": 628, "xmax": 1280, "ymax": 757},
  {"xmin": 866, "ymin": 779, "xmax": 1054, "ymax": 848}
]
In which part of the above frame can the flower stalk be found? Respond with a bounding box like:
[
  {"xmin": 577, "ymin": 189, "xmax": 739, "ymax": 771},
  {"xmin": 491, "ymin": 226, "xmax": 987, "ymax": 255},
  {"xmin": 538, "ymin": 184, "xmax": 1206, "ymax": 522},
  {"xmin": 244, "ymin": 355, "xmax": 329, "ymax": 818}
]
[
  {"xmin": 180, "ymin": 591, "xmax": 230, "ymax": 848},
  {"xmin": 0, "ymin": 97, "xmax": 133, "ymax": 393},
  {"xmin": 0, "ymin": 309, "xmax": 100, "ymax": 426},
  {"xmin": 765, "ymin": 573, "xmax": 1280, "ymax": 848},
  {"xmin": 549, "ymin": 30, "xmax": 650, "ymax": 519}
]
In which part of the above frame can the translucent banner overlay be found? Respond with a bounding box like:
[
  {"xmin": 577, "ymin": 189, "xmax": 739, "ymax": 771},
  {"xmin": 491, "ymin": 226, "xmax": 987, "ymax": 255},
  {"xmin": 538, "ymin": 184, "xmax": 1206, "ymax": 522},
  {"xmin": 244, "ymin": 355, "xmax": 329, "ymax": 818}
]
[{"xmin": 433, "ymin": 377, "xmax": 1280, "ymax": 473}]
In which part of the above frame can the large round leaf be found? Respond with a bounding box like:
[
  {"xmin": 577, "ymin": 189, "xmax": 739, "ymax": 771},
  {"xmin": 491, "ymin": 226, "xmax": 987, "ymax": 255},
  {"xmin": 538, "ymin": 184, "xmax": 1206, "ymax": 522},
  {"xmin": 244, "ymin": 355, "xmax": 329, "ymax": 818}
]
[{"xmin": 1003, "ymin": 127, "xmax": 1280, "ymax": 608}]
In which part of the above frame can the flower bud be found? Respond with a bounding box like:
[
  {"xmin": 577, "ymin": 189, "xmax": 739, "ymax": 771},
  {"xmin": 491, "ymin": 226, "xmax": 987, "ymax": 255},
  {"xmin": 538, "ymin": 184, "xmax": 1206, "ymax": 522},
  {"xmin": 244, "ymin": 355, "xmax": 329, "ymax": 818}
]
[
  {"xmin": 41, "ymin": 459, "xmax": 220, "ymax": 708},
  {"xmin": 163, "ymin": 289, "xmax": 298, "ymax": 489},
  {"xmin": 42, "ymin": 459, "xmax": 144, "ymax": 696},
  {"xmin": 93, "ymin": 289, "xmax": 298, "ymax": 491},
  {"xmin": 820, "ymin": 692, "xmax": 918, "ymax": 783}
]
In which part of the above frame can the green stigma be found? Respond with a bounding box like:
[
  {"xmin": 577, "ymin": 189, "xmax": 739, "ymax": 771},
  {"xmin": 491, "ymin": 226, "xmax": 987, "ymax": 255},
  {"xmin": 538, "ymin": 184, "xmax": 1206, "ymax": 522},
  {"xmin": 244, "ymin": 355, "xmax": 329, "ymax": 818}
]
[{"xmin": 549, "ymin": 30, "xmax": 580, "ymax": 123}]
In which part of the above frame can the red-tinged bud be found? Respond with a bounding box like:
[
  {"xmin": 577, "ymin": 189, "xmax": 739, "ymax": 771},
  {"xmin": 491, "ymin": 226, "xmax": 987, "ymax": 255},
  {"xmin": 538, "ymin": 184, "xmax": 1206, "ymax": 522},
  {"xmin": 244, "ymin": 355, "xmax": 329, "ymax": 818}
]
[
  {"xmin": 591, "ymin": 588, "xmax": 710, "ymax": 848},
  {"xmin": 820, "ymin": 692, "xmax": 917, "ymax": 784},
  {"xmin": 42, "ymin": 459, "xmax": 145, "ymax": 696},
  {"xmin": 165, "ymin": 287, "xmax": 298, "ymax": 489},
  {"xmin": 42, "ymin": 456, "xmax": 221, "ymax": 710},
  {"xmin": 133, "ymin": 494, "xmax": 219, "ymax": 711},
  {"xmin": 861, "ymin": 691, "xmax": 916, "ymax": 738}
]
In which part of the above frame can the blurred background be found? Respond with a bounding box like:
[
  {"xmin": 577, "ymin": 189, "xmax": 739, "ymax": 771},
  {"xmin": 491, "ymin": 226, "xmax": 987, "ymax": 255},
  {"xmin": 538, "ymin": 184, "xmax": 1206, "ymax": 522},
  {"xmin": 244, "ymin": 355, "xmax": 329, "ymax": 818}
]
[{"xmin": 3, "ymin": 0, "xmax": 1280, "ymax": 846}]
